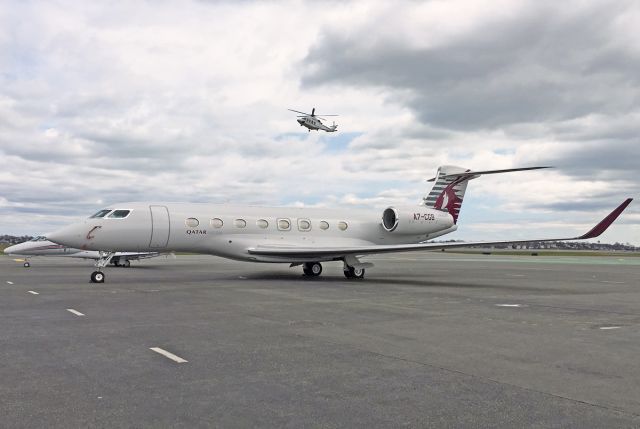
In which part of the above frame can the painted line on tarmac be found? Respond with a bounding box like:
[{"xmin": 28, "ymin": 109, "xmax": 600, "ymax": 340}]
[
  {"xmin": 600, "ymin": 280, "xmax": 625, "ymax": 284},
  {"xmin": 28, "ymin": 290, "xmax": 39, "ymax": 295},
  {"xmin": 66, "ymin": 309, "xmax": 85, "ymax": 317},
  {"xmin": 599, "ymin": 326, "xmax": 621, "ymax": 330},
  {"xmin": 6, "ymin": 281, "xmax": 14, "ymax": 285},
  {"xmin": 506, "ymin": 274, "xmax": 525, "ymax": 277},
  {"xmin": 150, "ymin": 347, "xmax": 188, "ymax": 363},
  {"xmin": 496, "ymin": 304, "xmax": 522, "ymax": 307}
]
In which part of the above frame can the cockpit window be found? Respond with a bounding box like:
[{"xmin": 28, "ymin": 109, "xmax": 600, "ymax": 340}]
[
  {"xmin": 107, "ymin": 209, "xmax": 131, "ymax": 219},
  {"xmin": 91, "ymin": 209, "xmax": 112, "ymax": 218},
  {"xmin": 29, "ymin": 236, "xmax": 47, "ymax": 242}
]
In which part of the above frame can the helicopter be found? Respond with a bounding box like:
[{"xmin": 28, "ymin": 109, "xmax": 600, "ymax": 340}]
[{"xmin": 288, "ymin": 108, "xmax": 338, "ymax": 133}]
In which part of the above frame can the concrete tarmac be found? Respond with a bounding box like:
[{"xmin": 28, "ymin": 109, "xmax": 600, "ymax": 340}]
[{"xmin": 1, "ymin": 253, "xmax": 639, "ymax": 428}]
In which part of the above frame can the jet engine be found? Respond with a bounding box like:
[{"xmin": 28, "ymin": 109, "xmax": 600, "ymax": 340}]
[{"xmin": 381, "ymin": 206, "xmax": 453, "ymax": 234}]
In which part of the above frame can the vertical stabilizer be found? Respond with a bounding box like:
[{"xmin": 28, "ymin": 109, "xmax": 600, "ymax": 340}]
[
  {"xmin": 422, "ymin": 165, "xmax": 552, "ymax": 224},
  {"xmin": 422, "ymin": 165, "xmax": 471, "ymax": 223}
]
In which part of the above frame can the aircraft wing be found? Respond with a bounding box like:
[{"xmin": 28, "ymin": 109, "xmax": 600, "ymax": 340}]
[{"xmin": 248, "ymin": 198, "xmax": 632, "ymax": 259}]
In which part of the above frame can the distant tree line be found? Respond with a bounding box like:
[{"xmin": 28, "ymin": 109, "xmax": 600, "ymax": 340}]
[{"xmin": 0, "ymin": 235, "xmax": 33, "ymax": 245}]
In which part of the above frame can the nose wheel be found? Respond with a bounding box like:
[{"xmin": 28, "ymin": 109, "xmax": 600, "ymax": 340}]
[
  {"xmin": 91, "ymin": 271, "xmax": 105, "ymax": 283},
  {"xmin": 23, "ymin": 261, "xmax": 31, "ymax": 268},
  {"xmin": 90, "ymin": 251, "xmax": 114, "ymax": 284}
]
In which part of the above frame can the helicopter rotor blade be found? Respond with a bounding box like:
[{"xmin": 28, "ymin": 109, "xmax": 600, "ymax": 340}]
[{"xmin": 288, "ymin": 109, "xmax": 311, "ymax": 115}]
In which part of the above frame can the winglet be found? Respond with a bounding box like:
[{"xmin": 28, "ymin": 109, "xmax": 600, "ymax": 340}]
[{"xmin": 577, "ymin": 198, "xmax": 633, "ymax": 239}]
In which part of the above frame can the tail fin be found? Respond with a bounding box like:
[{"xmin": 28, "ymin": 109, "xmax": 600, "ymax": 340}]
[
  {"xmin": 422, "ymin": 166, "xmax": 470, "ymax": 223},
  {"xmin": 422, "ymin": 165, "xmax": 552, "ymax": 223}
]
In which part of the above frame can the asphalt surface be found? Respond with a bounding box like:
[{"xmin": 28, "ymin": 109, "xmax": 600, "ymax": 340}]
[{"xmin": 1, "ymin": 253, "xmax": 639, "ymax": 428}]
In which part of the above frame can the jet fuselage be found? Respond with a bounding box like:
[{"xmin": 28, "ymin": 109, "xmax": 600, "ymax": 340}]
[{"xmin": 49, "ymin": 202, "xmax": 455, "ymax": 263}]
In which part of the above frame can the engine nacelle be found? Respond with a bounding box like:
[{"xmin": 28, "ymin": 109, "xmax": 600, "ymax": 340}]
[{"xmin": 381, "ymin": 206, "xmax": 454, "ymax": 235}]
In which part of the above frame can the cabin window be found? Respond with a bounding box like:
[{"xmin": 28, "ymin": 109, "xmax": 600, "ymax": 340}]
[
  {"xmin": 256, "ymin": 219, "xmax": 269, "ymax": 229},
  {"xmin": 319, "ymin": 221, "xmax": 329, "ymax": 230},
  {"xmin": 277, "ymin": 218, "xmax": 291, "ymax": 231},
  {"xmin": 108, "ymin": 209, "xmax": 131, "ymax": 219},
  {"xmin": 298, "ymin": 219, "xmax": 311, "ymax": 231},
  {"xmin": 90, "ymin": 209, "xmax": 112, "ymax": 218},
  {"xmin": 234, "ymin": 219, "xmax": 247, "ymax": 228},
  {"xmin": 185, "ymin": 217, "xmax": 199, "ymax": 227},
  {"xmin": 338, "ymin": 221, "xmax": 348, "ymax": 231},
  {"xmin": 210, "ymin": 218, "xmax": 223, "ymax": 228}
]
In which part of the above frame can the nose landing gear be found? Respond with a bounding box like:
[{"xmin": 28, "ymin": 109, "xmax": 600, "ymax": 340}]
[
  {"xmin": 90, "ymin": 271, "xmax": 105, "ymax": 283},
  {"xmin": 90, "ymin": 251, "xmax": 114, "ymax": 284}
]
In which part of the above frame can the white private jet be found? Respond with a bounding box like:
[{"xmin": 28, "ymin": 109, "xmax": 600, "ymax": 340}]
[
  {"xmin": 3, "ymin": 235, "xmax": 162, "ymax": 267},
  {"xmin": 46, "ymin": 165, "xmax": 633, "ymax": 284}
]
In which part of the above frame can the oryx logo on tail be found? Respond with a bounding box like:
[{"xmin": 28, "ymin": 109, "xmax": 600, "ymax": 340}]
[{"xmin": 423, "ymin": 166, "xmax": 471, "ymax": 223}]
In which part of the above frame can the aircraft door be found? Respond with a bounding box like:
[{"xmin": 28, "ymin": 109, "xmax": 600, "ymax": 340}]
[{"xmin": 149, "ymin": 205, "xmax": 170, "ymax": 248}]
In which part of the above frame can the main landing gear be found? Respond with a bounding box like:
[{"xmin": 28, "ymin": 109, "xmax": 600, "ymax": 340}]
[
  {"xmin": 300, "ymin": 259, "xmax": 368, "ymax": 279},
  {"xmin": 90, "ymin": 251, "xmax": 114, "ymax": 284},
  {"xmin": 343, "ymin": 266, "xmax": 365, "ymax": 279},
  {"xmin": 302, "ymin": 262, "xmax": 323, "ymax": 277},
  {"xmin": 342, "ymin": 255, "xmax": 371, "ymax": 279}
]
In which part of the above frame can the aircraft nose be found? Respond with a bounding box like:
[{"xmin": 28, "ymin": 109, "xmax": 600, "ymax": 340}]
[
  {"xmin": 48, "ymin": 223, "xmax": 86, "ymax": 248},
  {"xmin": 4, "ymin": 244, "xmax": 16, "ymax": 255}
]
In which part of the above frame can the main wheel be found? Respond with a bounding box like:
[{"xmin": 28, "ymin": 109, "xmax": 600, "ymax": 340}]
[
  {"xmin": 303, "ymin": 262, "xmax": 322, "ymax": 276},
  {"xmin": 90, "ymin": 271, "xmax": 105, "ymax": 283},
  {"xmin": 344, "ymin": 267, "xmax": 365, "ymax": 279},
  {"xmin": 23, "ymin": 262, "xmax": 31, "ymax": 268},
  {"xmin": 123, "ymin": 259, "xmax": 131, "ymax": 268}
]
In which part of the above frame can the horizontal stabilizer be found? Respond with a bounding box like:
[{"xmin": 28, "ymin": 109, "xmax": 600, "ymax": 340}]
[{"xmin": 427, "ymin": 166, "xmax": 552, "ymax": 182}]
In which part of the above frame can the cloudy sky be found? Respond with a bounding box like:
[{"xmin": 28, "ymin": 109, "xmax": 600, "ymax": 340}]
[{"xmin": 1, "ymin": 0, "xmax": 638, "ymax": 245}]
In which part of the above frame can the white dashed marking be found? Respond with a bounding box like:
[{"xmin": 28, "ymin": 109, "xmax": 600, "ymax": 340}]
[
  {"xmin": 496, "ymin": 304, "xmax": 522, "ymax": 307},
  {"xmin": 6, "ymin": 281, "xmax": 14, "ymax": 285},
  {"xmin": 150, "ymin": 347, "xmax": 188, "ymax": 363},
  {"xmin": 600, "ymin": 281, "xmax": 625, "ymax": 284},
  {"xmin": 28, "ymin": 291, "xmax": 39, "ymax": 295},
  {"xmin": 66, "ymin": 309, "xmax": 85, "ymax": 317},
  {"xmin": 599, "ymin": 326, "xmax": 621, "ymax": 330}
]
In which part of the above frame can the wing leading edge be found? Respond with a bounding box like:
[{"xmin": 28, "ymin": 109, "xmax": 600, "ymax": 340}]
[{"xmin": 247, "ymin": 198, "xmax": 633, "ymax": 259}]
